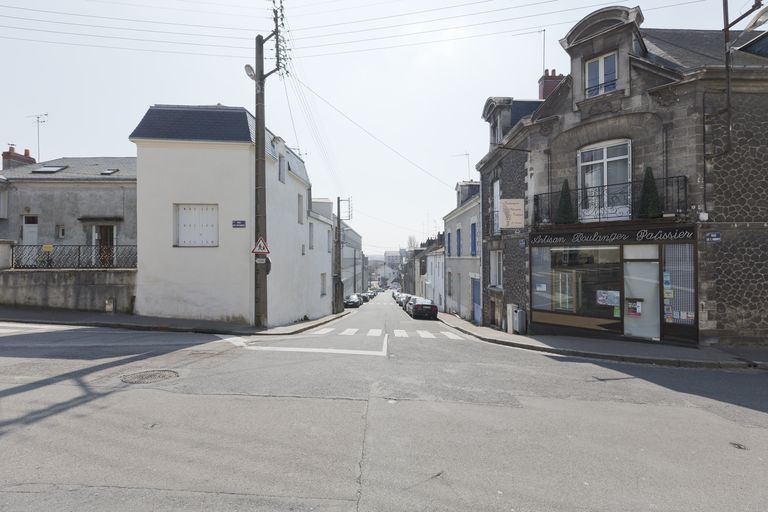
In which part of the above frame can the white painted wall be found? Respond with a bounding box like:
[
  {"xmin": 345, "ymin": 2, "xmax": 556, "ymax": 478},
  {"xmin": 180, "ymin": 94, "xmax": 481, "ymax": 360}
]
[
  {"xmin": 133, "ymin": 140, "xmax": 254, "ymax": 323},
  {"xmin": 426, "ymin": 251, "xmax": 445, "ymax": 309}
]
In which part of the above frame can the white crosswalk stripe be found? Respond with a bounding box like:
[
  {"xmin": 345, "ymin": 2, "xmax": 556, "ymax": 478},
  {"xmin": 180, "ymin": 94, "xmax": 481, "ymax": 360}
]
[
  {"xmin": 340, "ymin": 328, "xmax": 358, "ymax": 336},
  {"xmin": 310, "ymin": 327, "xmax": 334, "ymax": 335},
  {"xmin": 393, "ymin": 330, "xmax": 408, "ymax": 338},
  {"xmin": 441, "ymin": 331, "xmax": 463, "ymax": 340},
  {"xmin": 367, "ymin": 329, "xmax": 382, "ymax": 337},
  {"xmin": 417, "ymin": 330, "xmax": 435, "ymax": 339}
]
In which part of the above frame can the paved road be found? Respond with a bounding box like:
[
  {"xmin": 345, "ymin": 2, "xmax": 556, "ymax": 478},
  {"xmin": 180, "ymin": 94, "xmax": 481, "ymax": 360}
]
[{"xmin": 1, "ymin": 294, "xmax": 766, "ymax": 511}]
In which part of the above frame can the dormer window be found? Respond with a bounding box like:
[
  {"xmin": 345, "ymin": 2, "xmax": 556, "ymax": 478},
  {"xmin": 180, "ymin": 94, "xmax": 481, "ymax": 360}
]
[{"xmin": 585, "ymin": 52, "xmax": 617, "ymax": 98}]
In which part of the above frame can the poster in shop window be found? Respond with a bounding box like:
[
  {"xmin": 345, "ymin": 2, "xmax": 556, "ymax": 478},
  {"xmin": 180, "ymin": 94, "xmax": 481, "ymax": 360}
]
[
  {"xmin": 626, "ymin": 299, "xmax": 643, "ymax": 317},
  {"xmin": 596, "ymin": 290, "xmax": 620, "ymax": 306}
]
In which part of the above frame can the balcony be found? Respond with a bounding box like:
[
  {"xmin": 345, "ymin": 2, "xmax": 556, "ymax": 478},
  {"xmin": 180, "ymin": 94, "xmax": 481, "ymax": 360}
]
[{"xmin": 533, "ymin": 176, "xmax": 688, "ymax": 226}]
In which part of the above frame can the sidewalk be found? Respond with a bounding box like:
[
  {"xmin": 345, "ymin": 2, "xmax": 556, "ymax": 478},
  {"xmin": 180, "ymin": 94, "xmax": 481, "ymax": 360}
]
[
  {"xmin": 437, "ymin": 313, "xmax": 768, "ymax": 370},
  {"xmin": 0, "ymin": 305, "xmax": 349, "ymax": 336}
]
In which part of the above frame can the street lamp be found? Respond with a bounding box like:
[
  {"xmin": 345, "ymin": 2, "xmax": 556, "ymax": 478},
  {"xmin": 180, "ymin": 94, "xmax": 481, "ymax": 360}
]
[{"xmin": 722, "ymin": 0, "xmax": 767, "ymax": 152}]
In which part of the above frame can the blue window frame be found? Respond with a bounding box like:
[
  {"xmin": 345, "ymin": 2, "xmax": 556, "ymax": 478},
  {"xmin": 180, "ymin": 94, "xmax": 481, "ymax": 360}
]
[
  {"xmin": 456, "ymin": 228, "xmax": 462, "ymax": 257},
  {"xmin": 470, "ymin": 223, "xmax": 477, "ymax": 256},
  {"xmin": 447, "ymin": 232, "xmax": 451, "ymax": 257}
]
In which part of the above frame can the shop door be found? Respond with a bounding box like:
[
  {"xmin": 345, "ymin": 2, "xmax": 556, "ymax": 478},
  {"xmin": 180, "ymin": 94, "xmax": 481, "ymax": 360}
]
[
  {"xmin": 623, "ymin": 261, "xmax": 660, "ymax": 340},
  {"xmin": 471, "ymin": 278, "xmax": 481, "ymax": 325}
]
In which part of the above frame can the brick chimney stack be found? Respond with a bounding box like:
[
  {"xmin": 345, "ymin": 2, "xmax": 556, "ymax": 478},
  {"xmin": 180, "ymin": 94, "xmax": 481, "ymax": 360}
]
[
  {"xmin": 539, "ymin": 68, "xmax": 565, "ymax": 100},
  {"xmin": 2, "ymin": 145, "xmax": 36, "ymax": 170}
]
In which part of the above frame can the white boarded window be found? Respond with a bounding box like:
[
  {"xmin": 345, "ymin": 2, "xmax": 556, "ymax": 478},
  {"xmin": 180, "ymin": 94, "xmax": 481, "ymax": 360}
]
[
  {"xmin": 321, "ymin": 273, "xmax": 327, "ymax": 296},
  {"xmin": 175, "ymin": 204, "xmax": 218, "ymax": 247},
  {"xmin": 0, "ymin": 189, "xmax": 8, "ymax": 218},
  {"xmin": 490, "ymin": 250, "xmax": 502, "ymax": 286},
  {"xmin": 327, "ymin": 229, "xmax": 332, "ymax": 253},
  {"xmin": 278, "ymin": 154, "xmax": 286, "ymax": 183},
  {"xmin": 298, "ymin": 194, "xmax": 304, "ymax": 224}
]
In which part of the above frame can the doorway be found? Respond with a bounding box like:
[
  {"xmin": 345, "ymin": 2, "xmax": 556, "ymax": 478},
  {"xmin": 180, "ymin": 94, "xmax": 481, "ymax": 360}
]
[
  {"xmin": 623, "ymin": 260, "xmax": 660, "ymax": 340},
  {"xmin": 94, "ymin": 225, "xmax": 115, "ymax": 267},
  {"xmin": 22, "ymin": 215, "xmax": 38, "ymax": 245}
]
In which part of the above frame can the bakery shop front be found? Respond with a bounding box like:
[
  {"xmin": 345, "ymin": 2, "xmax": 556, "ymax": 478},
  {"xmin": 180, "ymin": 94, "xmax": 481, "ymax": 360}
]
[{"xmin": 529, "ymin": 226, "xmax": 697, "ymax": 345}]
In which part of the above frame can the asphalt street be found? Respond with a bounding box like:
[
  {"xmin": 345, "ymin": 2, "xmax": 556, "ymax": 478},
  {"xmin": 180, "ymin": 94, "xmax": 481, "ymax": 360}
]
[{"xmin": 0, "ymin": 293, "xmax": 766, "ymax": 511}]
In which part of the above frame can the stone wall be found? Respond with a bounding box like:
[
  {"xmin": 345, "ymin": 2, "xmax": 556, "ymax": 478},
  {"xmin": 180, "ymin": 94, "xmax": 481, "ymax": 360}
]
[{"xmin": 0, "ymin": 269, "xmax": 136, "ymax": 313}]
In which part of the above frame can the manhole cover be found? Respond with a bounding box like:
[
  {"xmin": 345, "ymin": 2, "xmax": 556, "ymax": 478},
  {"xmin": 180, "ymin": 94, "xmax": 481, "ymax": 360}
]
[{"xmin": 120, "ymin": 370, "xmax": 179, "ymax": 384}]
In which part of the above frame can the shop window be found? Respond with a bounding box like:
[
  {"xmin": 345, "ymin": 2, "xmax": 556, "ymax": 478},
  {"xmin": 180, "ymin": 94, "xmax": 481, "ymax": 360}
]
[
  {"xmin": 532, "ymin": 246, "xmax": 621, "ymax": 319},
  {"xmin": 663, "ymin": 244, "xmax": 696, "ymax": 326}
]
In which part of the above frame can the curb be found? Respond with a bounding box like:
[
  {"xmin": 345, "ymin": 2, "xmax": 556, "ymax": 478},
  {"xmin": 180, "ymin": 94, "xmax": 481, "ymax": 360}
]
[
  {"xmin": 439, "ymin": 318, "xmax": 756, "ymax": 370},
  {"xmin": 0, "ymin": 311, "xmax": 351, "ymax": 337}
]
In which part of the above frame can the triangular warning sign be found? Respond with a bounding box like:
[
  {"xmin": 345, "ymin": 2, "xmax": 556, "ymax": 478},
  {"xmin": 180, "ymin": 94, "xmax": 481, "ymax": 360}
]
[{"xmin": 252, "ymin": 237, "xmax": 270, "ymax": 254}]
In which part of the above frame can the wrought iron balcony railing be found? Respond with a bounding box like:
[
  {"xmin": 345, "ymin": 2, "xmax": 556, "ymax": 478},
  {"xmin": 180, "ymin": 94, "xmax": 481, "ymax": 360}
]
[
  {"xmin": 12, "ymin": 245, "xmax": 137, "ymax": 269},
  {"xmin": 533, "ymin": 176, "xmax": 688, "ymax": 226}
]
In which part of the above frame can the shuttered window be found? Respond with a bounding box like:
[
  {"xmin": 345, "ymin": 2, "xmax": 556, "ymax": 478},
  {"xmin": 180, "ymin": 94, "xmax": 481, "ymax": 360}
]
[{"xmin": 175, "ymin": 204, "xmax": 218, "ymax": 247}]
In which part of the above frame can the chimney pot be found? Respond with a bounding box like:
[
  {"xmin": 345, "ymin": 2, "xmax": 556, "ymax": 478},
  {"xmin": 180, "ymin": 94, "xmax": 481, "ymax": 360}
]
[
  {"xmin": 24, "ymin": 149, "xmax": 30, "ymax": 157},
  {"xmin": 552, "ymin": 68, "xmax": 556, "ymax": 75},
  {"xmin": 8, "ymin": 146, "xmax": 15, "ymax": 154}
]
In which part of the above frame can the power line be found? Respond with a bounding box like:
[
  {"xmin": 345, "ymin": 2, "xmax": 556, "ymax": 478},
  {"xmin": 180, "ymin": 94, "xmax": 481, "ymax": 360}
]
[
  {"xmin": 0, "ymin": 3, "xmax": 269, "ymax": 32},
  {"xmin": 81, "ymin": 0, "xmax": 267, "ymax": 19},
  {"xmin": 290, "ymin": 0, "xmax": 553, "ymax": 32},
  {"xmin": 290, "ymin": 0, "xmax": 411, "ymax": 18},
  {"xmin": 291, "ymin": 76, "xmax": 454, "ymax": 190}
]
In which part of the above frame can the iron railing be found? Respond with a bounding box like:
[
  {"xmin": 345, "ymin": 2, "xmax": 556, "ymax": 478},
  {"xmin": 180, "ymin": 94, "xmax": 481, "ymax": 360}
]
[
  {"xmin": 533, "ymin": 175, "xmax": 688, "ymax": 226},
  {"xmin": 12, "ymin": 245, "xmax": 137, "ymax": 269}
]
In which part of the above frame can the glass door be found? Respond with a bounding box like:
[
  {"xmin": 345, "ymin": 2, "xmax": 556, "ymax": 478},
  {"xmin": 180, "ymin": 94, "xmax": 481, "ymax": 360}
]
[
  {"xmin": 578, "ymin": 142, "xmax": 631, "ymax": 222},
  {"xmin": 623, "ymin": 261, "xmax": 660, "ymax": 340}
]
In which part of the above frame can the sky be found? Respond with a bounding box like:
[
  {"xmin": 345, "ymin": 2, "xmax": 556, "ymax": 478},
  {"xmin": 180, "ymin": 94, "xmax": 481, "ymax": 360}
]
[{"xmin": 1, "ymin": 0, "xmax": 760, "ymax": 255}]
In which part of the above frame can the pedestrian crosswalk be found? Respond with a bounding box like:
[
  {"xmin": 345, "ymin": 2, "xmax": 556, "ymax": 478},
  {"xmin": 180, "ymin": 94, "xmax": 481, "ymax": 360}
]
[{"xmin": 308, "ymin": 326, "xmax": 465, "ymax": 340}]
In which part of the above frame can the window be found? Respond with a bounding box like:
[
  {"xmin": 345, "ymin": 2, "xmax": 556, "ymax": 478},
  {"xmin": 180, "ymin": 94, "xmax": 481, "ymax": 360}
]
[
  {"xmin": 56, "ymin": 225, "xmax": 65, "ymax": 239},
  {"xmin": 470, "ymin": 223, "xmax": 477, "ymax": 256},
  {"xmin": 321, "ymin": 273, "xmax": 327, "ymax": 296},
  {"xmin": 447, "ymin": 271, "xmax": 452, "ymax": 296},
  {"xmin": 327, "ymin": 229, "xmax": 332, "ymax": 253},
  {"xmin": 456, "ymin": 228, "xmax": 462, "ymax": 257},
  {"xmin": 532, "ymin": 246, "xmax": 621, "ymax": 318},
  {"xmin": 278, "ymin": 154, "xmax": 286, "ymax": 183},
  {"xmin": 0, "ymin": 189, "xmax": 8, "ymax": 218},
  {"xmin": 447, "ymin": 232, "xmax": 451, "ymax": 257},
  {"xmin": 578, "ymin": 140, "xmax": 631, "ymax": 221},
  {"xmin": 585, "ymin": 52, "xmax": 617, "ymax": 98},
  {"xmin": 490, "ymin": 250, "xmax": 502, "ymax": 287},
  {"xmin": 309, "ymin": 222, "xmax": 314, "ymax": 249},
  {"xmin": 492, "ymin": 180, "xmax": 500, "ymax": 234},
  {"xmin": 174, "ymin": 204, "xmax": 218, "ymax": 246},
  {"xmin": 297, "ymin": 194, "xmax": 304, "ymax": 224}
]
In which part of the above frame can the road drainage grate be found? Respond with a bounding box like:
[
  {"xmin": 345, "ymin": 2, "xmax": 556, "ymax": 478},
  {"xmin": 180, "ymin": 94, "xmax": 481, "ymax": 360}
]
[{"xmin": 120, "ymin": 370, "xmax": 179, "ymax": 384}]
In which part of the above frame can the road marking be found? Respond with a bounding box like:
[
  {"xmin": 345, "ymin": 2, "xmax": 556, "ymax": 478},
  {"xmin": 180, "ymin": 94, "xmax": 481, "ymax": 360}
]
[
  {"xmin": 0, "ymin": 327, "xmax": 22, "ymax": 334},
  {"xmin": 441, "ymin": 331, "xmax": 463, "ymax": 340},
  {"xmin": 417, "ymin": 330, "xmax": 435, "ymax": 339},
  {"xmin": 340, "ymin": 328, "xmax": 358, "ymax": 336},
  {"xmin": 215, "ymin": 334, "xmax": 388, "ymax": 357},
  {"xmin": 367, "ymin": 329, "xmax": 382, "ymax": 337},
  {"xmin": 310, "ymin": 327, "xmax": 334, "ymax": 335},
  {"xmin": 393, "ymin": 330, "xmax": 408, "ymax": 338}
]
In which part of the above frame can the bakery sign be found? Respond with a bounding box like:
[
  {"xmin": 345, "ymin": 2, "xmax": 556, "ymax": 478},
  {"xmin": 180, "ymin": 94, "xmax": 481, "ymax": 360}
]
[
  {"xmin": 500, "ymin": 199, "xmax": 525, "ymax": 229},
  {"xmin": 529, "ymin": 226, "xmax": 695, "ymax": 247}
]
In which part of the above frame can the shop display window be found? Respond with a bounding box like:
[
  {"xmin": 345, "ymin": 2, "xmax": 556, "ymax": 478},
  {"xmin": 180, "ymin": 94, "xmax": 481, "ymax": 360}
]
[{"xmin": 532, "ymin": 246, "xmax": 621, "ymax": 318}]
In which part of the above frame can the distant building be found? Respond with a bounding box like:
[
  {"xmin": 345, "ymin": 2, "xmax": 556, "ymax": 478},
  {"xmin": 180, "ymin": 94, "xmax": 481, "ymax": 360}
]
[{"xmin": 444, "ymin": 181, "xmax": 481, "ymax": 323}]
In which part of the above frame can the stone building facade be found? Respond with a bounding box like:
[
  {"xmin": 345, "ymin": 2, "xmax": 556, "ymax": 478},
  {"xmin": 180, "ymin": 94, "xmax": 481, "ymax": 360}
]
[{"xmin": 477, "ymin": 6, "xmax": 768, "ymax": 346}]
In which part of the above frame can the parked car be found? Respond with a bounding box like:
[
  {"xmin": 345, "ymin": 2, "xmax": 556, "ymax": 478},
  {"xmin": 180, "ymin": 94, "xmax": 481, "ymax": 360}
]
[
  {"xmin": 344, "ymin": 294, "xmax": 362, "ymax": 308},
  {"xmin": 404, "ymin": 295, "xmax": 422, "ymax": 314},
  {"xmin": 398, "ymin": 293, "xmax": 411, "ymax": 307},
  {"xmin": 360, "ymin": 293, "xmax": 370, "ymax": 303},
  {"xmin": 409, "ymin": 297, "xmax": 438, "ymax": 319},
  {"xmin": 401, "ymin": 294, "xmax": 414, "ymax": 310}
]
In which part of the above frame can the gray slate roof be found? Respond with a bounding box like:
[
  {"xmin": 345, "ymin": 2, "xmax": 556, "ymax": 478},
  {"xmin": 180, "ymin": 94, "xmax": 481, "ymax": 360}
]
[
  {"xmin": 641, "ymin": 29, "xmax": 767, "ymax": 71},
  {"xmin": 130, "ymin": 104, "xmax": 310, "ymax": 185},
  {"xmin": 0, "ymin": 157, "xmax": 136, "ymax": 181},
  {"xmin": 130, "ymin": 104, "xmax": 254, "ymax": 143}
]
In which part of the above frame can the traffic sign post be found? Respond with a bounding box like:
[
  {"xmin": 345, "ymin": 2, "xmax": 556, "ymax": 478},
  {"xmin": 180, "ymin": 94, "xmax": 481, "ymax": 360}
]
[{"xmin": 252, "ymin": 237, "xmax": 270, "ymax": 255}]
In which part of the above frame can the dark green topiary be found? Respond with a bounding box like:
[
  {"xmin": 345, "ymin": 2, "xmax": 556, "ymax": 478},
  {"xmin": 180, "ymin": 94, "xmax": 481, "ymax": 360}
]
[
  {"xmin": 638, "ymin": 166, "xmax": 662, "ymax": 218},
  {"xmin": 554, "ymin": 179, "xmax": 577, "ymax": 224}
]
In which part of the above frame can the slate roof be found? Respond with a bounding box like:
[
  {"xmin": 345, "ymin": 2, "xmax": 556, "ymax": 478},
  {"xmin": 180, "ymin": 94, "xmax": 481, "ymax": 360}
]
[
  {"xmin": 130, "ymin": 104, "xmax": 254, "ymax": 143},
  {"xmin": 0, "ymin": 157, "xmax": 136, "ymax": 181},
  {"xmin": 130, "ymin": 104, "xmax": 310, "ymax": 185},
  {"xmin": 510, "ymin": 100, "xmax": 544, "ymax": 125},
  {"xmin": 641, "ymin": 29, "xmax": 768, "ymax": 71}
]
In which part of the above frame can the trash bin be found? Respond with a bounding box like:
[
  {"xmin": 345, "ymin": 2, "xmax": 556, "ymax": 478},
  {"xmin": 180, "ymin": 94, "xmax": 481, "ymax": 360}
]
[{"xmin": 512, "ymin": 308, "xmax": 527, "ymax": 334}]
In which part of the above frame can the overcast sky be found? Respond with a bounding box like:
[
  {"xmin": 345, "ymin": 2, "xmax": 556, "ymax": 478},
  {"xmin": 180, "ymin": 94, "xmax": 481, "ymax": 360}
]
[{"xmin": 1, "ymin": 0, "xmax": 756, "ymax": 254}]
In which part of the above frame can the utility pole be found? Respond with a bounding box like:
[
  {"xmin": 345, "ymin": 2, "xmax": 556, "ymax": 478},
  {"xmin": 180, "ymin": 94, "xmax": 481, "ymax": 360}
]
[
  {"xmin": 245, "ymin": 1, "xmax": 284, "ymax": 327},
  {"xmin": 353, "ymin": 249, "xmax": 357, "ymax": 293},
  {"xmin": 333, "ymin": 197, "xmax": 344, "ymax": 313},
  {"xmin": 27, "ymin": 113, "xmax": 47, "ymax": 162}
]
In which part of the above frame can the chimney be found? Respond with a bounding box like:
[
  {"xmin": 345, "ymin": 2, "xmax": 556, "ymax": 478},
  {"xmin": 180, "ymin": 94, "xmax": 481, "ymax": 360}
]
[
  {"xmin": 2, "ymin": 145, "xmax": 36, "ymax": 170},
  {"xmin": 539, "ymin": 68, "xmax": 565, "ymax": 100}
]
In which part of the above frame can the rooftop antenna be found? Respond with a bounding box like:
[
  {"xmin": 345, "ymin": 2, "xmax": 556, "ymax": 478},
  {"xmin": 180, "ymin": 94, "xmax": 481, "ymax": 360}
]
[
  {"xmin": 542, "ymin": 28, "xmax": 546, "ymax": 74},
  {"xmin": 451, "ymin": 152, "xmax": 471, "ymax": 180},
  {"xmin": 27, "ymin": 113, "xmax": 47, "ymax": 161}
]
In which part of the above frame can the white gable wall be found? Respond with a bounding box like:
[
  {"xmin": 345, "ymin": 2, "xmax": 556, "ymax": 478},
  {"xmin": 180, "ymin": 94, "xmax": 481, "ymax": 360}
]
[{"xmin": 134, "ymin": 140, "xmax": 254, "ymax": 323}]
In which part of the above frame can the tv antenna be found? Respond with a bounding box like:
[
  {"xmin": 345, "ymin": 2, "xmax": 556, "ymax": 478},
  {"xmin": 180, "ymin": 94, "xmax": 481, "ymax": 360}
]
[
  {"xmin": 27, "ymin": 113, "xmax": 48, "ymax": 161},
  {"xmin": 451, "ymin": 152, "xmax": 471, "ymax": 180}
]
